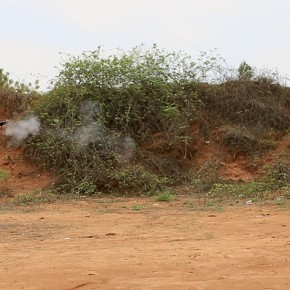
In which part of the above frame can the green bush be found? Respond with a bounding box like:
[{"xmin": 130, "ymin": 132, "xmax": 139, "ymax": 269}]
[{"xmin": 34, "ymin": 45, "xmax": 198, "ymax": 140}]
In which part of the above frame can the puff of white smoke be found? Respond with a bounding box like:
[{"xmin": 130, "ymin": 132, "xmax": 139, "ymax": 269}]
[
  {"xmin": 5, "ymin": 117, "xmax": 41, "ymax": 146},
  {"xmin": 62, "ymin": 99, "xmax": 137, "ymax": 161},
  {"xmin": 73, "ymin": 123, "xmax": 106, "ymax": 149},
  {"xmin": 117, "ymin": 137, "xmax": 136, "ymax": 162}
]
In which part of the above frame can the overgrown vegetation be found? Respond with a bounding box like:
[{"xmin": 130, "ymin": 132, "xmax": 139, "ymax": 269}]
[
  {"xmin": 197, "ymin": 79, "xmax": 290, "ymax": 154},
  {"xmin": 1, "ymin": 45, "xmax": 290, "ymax": 198},
  {"xmin": 33, "ymin": 45, "xmax": 199, "ymax": 139},
  {"xmin": 25, "ymin": 45, "xmax": 203, "ymax": 194},
  {"xmin": 0, "ymin": 69, "xmax": 39, "ymax": 115},
  {"xmin": 263, "ymin": 152, "xmax": 290, "ymax": 187}
]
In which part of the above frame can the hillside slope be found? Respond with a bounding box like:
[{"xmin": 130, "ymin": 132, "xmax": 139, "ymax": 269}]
[{"xmin": 1, "ymin": 79, "xmax": 290, "ymax": 197}]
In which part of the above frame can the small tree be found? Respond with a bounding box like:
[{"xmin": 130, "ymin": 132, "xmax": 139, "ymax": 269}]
[{"xmin": 238, "ymin": 61, "xmax": 254, "ymax": 80}]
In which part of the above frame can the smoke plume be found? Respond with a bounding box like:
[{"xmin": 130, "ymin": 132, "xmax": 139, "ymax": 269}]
[
  {"xmin": 5, "ymin": 117, "xmax": 41, "ymax": 146},
  {"xmin": 71, "ymin": 100, "xmax": 136, "ymax": 162},
  {"xmin": 72, "ymin": 123, "xmax": 106, "ymax": 149},
  {"xmin": 117, "ymin": 136, "xmax": 136, "ymax": 162}
]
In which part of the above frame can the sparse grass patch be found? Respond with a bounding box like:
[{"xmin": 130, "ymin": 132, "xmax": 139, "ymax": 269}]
[
  {"xmin": 204, "ymin": 232, "xmax": 214, "ymax": 240},
  {"xmin": 131, "ymin": 204, "xmax": 143, "ymax": 211},
  {"xmin": 12, "ymin": 191, "xmax": 57, "ymax": 206},
  {"xmin": 95, "ymin": 198, "xmax": 122, "ymax": 203},
  {"xmin": 206, "ymin": 200, "xmax": 216, "ymax": 207},
  {"xmin": 183, "ymin": 200, "xmax": 196, "ymax": 210},
  {"xmin": 0, "ymin": 169, "xmax": 9, "ymax": 182},
  {"xmin": 208, "ymin": 181, "xmax": 272, "ymax": 201}
]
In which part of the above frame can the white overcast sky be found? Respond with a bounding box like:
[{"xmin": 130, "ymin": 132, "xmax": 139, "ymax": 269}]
[{"xmin": 1, "ymin": 0, "xmax": 290, "ymax": 90}]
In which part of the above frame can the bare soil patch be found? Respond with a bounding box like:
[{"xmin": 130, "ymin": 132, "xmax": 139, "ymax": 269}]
[{"xmin": 1, "ymin": 199, "xmax": 290, "ymax": 290}]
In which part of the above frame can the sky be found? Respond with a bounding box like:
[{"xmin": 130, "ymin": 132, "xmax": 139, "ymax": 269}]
[{"xmin": 1, "ymin": 0, "xmax": 290, "ymax": 90}]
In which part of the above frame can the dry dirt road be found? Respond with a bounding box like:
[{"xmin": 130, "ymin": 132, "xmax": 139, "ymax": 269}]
[{"xmin": 1, "ymin": 197, "xmax": 290, "ymax": 290}]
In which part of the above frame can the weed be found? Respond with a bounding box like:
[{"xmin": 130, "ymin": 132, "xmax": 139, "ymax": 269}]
[
  {"xmin": 154, "ymin": 190, "xmax": 175, "ymax": 202},
  {"xmin": 95, "ymin": 198, "xmax": 121, "ymax": 203},
  {"xmin": 220, "ymin": 125, "xmax": 264, "ymax": 155},
  {"xmin": 110, "ymin": 165, "xmax": 168, "ymax": 194},
  {"xmin": 205, "ymin": 232, "xmax": 214, "ymax": 240},
  {"xmin": 191, "ymin": 160, "xmax": 221, "ymax": 206},
  {"xmin": 0, "ymin": 169, "xmax": 9, "ymax": 182},
  {"xmin": 206, "ymin": 200, "xmax": 216, "ymax": 207},
  {"xmin": 198, "ymin": 77, "xmax": 290, "ymax": 154},
  {"xmin": 131, "ymin": 204, "xmax": 143, "ymax": 211},
  {"xmin": 183, "ymin": 200, "xmax": 196, "ymax": 210}
]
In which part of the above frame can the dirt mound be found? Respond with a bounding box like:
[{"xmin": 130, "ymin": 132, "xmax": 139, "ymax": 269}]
[
  {"xmin": 1, "ymin": 80, "xmax": 290, "ymax": 195},
  {"xmin": 0, "ymin": 119, "xmax": 289, "ymax": 196}
]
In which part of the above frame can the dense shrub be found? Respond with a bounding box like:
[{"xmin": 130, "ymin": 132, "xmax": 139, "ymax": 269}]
[
  {"xmin": 26, "ymin": 45, "xmax": 201, "ymax": 194},
  {"xmin": 0, "ymin": 68, "xmax": 39, "ymax": 115}
]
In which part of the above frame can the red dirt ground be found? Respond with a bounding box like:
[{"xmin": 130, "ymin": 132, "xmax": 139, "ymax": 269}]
[
  {"xmin": 1, "ymin": 120, "xmax": 290, "ymax": 289},
  {"xmin": 1, "ymin": 199, "xmax": 290, "ymax": 290}
]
